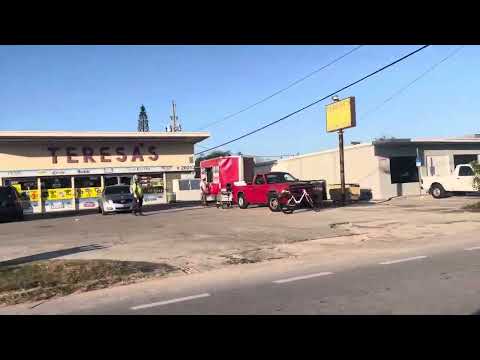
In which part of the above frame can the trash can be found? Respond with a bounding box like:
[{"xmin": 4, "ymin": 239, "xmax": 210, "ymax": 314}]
[{"xmin": 329, "ymin": 183, "xmax": 360, "ymax": 202}]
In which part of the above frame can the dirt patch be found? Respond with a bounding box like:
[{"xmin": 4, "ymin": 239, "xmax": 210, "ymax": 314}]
[
  {"xmin": 221, "ymin": 248, "xmax": 291, "ymax": 265},
  {"xmin": 0, "ymin": 259, "xmax": 178, "ymax": 306},
  {"xmin": 463, "ymin": 202, "xmax": 480, "ymax": 212},
  {"xmin": 329, "ymin": 222, "xmax": 351, "ymax": 229}
]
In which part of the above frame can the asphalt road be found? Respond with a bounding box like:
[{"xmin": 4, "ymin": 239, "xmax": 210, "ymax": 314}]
[{"xmin": 60, "ymin": 244, "xmax": 480, "ymax": 315}]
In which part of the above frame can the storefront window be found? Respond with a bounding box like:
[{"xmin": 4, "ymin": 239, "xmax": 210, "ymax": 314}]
[
  {"xmin": 190, "ymin": 179, "xmax": 200, "ymax": 190},
  {"xmin": 137, "ymin": 174, "xmax": 164, "ymax": 205},
  {"xmin": 41, "ymin": 177, "xmax": 75, "ymax": 210},
  {"xmin": 42, "ymin": 177, "xmax": 71, "ymax": 190},
  {"xmin": 178, "ymin": 179, "xmax": 200, "ymax": 191},
  {"xmin": 139, "ymin": 175, "xmax": 164, "ymax": 194},
  {"xmin": 178, "ymin": 180, "xmax": 190, "ymax": 191},
  {"xmin": 105, "ymin": 176, "xmax": 118, "ymax": 186},
  {"xmin": 119, "ymin": 176, "xmax": 132, "ymax": 185},
  {"xmin": 4, "ymin": 178, "xmax": 37, "ymax": 190},
  {"xmin": 74, "ymin": 176, "xmax": 101, "ymax": 188},
  {"xmin": 3, "ymin": 178, "xmax": 39, "ymax": 202},
  {"xmin": 74, "ymin": 176, "xmax": 102, "ymax": 200}
]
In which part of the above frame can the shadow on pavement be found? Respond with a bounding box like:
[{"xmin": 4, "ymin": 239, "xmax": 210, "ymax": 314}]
[
  {"xmin": 20, "ymin": 209, "xmax": 100, "ymax": 222},
  {"xmin": 0, "ymin": 244, "xmax": 109, "ymax": 267},
  {"xmin": 15, "ymin": 202, "xmax": 205, "ymax": 222}
]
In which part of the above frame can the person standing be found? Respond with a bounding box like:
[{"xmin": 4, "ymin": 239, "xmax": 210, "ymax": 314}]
[
  {"xmin": 131, "ymin": 175, "xmax": 144, "ymax": 215},
  {"xmin": 200, "ymin": 178, "xmax": 209, "ymax": 206}
]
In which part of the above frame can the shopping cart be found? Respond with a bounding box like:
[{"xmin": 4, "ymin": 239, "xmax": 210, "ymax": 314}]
[{"xmin": 216, "ymin": 189, "xmax": 233, "ymax": 209}]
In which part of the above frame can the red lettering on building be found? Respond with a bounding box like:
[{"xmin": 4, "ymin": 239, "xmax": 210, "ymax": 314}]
[
  {"xmin": 148, "ymin": 146, "xmax": 158, "ymax": 161},
  {"xmin": 115, "ymin": 147, "xmax": 127, "ymax": 162},
  {"xmin": 66, "ymin": 147, "xmax": 79, "ymax": 163},
  {"xmin": 131, "ymin": 145, "xmax": 144, "ymax": 162},
  {"xmin": 48, "ymin": 147, "xmax": 60, "ymax": 164},
  {"xmin": 100, "ymin": 147, "xmax": 111, "ymax": 162},
  {"xmin": 82, "ymin": 147, "xmax": 96, "ymax": 163}
]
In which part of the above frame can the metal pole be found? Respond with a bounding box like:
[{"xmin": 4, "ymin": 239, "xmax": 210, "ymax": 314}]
[
  {"xmin": 338, "ymin": 129, "xmax": 346, "ymax": 205},
  {"xmin": 416, "ymin": 147, "xmax": 422, "ymax": 196}
]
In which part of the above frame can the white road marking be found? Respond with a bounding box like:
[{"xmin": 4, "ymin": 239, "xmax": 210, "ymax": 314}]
[
  {"xmin": 273, "ymin": 272, "xmax": 333, "ymax": 284},
  {"xmin": 379, "ymin": 256, "xmax": 428, "ymax": 265},
  {"xmin": 464, "ymin": 246, "xmax": 480, "ymax": 251},
  {"xmin": 130, "ymin": 293, "xmax": 210, "ymax": 310}
]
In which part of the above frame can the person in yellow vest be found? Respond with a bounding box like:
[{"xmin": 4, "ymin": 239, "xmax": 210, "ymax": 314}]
[{"xmin": 131, "ymin": 175, "xmax": 144, "ymax": 216}]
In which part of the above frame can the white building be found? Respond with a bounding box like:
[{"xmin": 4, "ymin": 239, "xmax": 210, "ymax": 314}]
[{"xmin": 258, "ymin": 135, "xmax": 480, "ymax": 200}]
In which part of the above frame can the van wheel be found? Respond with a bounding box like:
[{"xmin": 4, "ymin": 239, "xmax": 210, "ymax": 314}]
[
  {"xmin": 268, "ymin": 195, "xmax": 281, "ymax": 212},
  {"xmin": 431, "ymin": 184, "xmax": 446, "ymax": 199},
  {"xmin": 238, "ymin": 194, "xmax": 248, "ymax": 209}
]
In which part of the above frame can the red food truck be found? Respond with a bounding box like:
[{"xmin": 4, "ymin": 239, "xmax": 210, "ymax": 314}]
[
  {"xmin": 199, "ymin": 155, "xmax": 255, "ymax": 203},
  {"xmin": 199, "ymin": 155, "xmax": 326, "ymax": 211}
]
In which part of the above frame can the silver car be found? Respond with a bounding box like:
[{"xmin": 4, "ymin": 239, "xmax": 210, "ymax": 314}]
[{"xmin": 99, "ymin": 185, "xmax": 134, "ymax": 215}]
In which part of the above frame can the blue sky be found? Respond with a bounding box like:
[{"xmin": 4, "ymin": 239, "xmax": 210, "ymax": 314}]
[{"xmin": 0, "ymin": 45, "xmax": 477, "ymax": 156}]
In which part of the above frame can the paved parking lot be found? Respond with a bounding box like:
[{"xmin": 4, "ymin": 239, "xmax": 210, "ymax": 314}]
[{"xmin": 1, "ymin": 195, "xmax": 479, "ymax": 272}]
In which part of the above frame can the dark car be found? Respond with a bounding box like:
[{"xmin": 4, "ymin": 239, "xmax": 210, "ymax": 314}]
[
  {"xmin": 98, "ymin": 185, "xmax": 134, "ymax": 215},
  {"xmin": 0, "ymin": 186, "xmax": 24, "ymax": 221}
]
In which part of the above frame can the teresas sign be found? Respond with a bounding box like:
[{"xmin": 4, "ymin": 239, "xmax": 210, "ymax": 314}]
[{"xmin": 47, "ymin": 144, "xmax": 159, "ymax": 165}]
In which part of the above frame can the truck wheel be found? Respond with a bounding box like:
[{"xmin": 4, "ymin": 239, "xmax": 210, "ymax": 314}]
[
  {"xmin": 237, "ymin": 194, "xmax": 249, "ymax": 209},
  {"xmin": 268, "ymin": 195, "xmax": 281, "ymax": 212},
  {"xmin": 431, "ymin": 184, "xmax": 446, "ymax": 199}
]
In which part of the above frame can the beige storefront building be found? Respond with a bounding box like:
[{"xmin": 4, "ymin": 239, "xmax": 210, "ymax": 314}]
[
  {"xmin": 0, "ymin": 131, "xmax": 209, "ymax": 214},
  {"xmin": 262, "ymin": 136, "xmax": 480, "ymax": 200}
]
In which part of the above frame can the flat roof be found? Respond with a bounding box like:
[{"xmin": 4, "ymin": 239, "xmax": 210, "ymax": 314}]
[
  {"xmin": 374, "ymin": 136, "xmax": 480, "ymax": 146},
  {"xmin": 275, "ymin": 135, "xmax": 480, "ymax": 163},
  {"xmin": 0, "ymin": 131, "xmax": 210, "ymax": 144}
]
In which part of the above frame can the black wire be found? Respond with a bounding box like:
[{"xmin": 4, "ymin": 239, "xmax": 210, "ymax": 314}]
[
  {"xmin": 195, "ymin": 45, "xmax": 430, "ymax": 156},
  {"xmin": 359, "ymin": 46, "xmax": 464, "ymax": 120},
  {"xmin": 196, "ymin": 45, "xmax": 363, "ymax": 130}
]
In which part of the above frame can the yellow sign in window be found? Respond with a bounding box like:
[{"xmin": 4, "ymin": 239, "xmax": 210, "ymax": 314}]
[
  {"xmin": 44, "ymin": 188, "xmax": 74, "ymax": 201},
  {"xmin": 326, "ymin": 96, "xmax": 356, "ymax": 132},
  {"xmin": 76, "ymin": 187, "xmax": 103, "ymax": 199}
]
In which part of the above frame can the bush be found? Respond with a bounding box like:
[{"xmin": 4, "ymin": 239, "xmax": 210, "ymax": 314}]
[{"xmin": 472, "ymin": 161, "xmax": 480, "ymax": 191}]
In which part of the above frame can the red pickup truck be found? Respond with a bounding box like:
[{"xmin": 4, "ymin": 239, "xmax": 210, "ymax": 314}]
[{"xmin": 233, "ymin": 172, "xmax": 326, "ymax": 212}]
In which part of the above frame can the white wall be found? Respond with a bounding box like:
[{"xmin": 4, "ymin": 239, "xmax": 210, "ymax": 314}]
[{"xmin": 271, "ymin": 143, "xmax": 384, "ymax": 199}]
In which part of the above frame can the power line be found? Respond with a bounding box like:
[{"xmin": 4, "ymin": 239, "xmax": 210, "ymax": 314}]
[
  {"xmin": 195, "ymin": 45, "xmax": 430, "ymax": 156},
  {"xmin": 196, "ymin": 45, "xmax": 364, "ymax": 130},
  {"xmin": 359, "ymin": 46, "xmax": 464, "ymax": 120}
]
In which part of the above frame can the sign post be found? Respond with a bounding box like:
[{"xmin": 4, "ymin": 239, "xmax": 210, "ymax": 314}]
[
  {"xmin": 326, "ymin": 96, "xmax": 356, "ymax": 205},
  {"xmin": 416, "ymin": 147, "xmax": 422, "ymax": 195},
  {"xmin": 338, "ymin": 128, "xmax": 346, "ymax": 204}
]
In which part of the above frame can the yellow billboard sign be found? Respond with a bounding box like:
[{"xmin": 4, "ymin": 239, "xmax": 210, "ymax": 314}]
[{"xmin": 326, "ymin": 96, "xmax": 356, "ymax": 132}]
